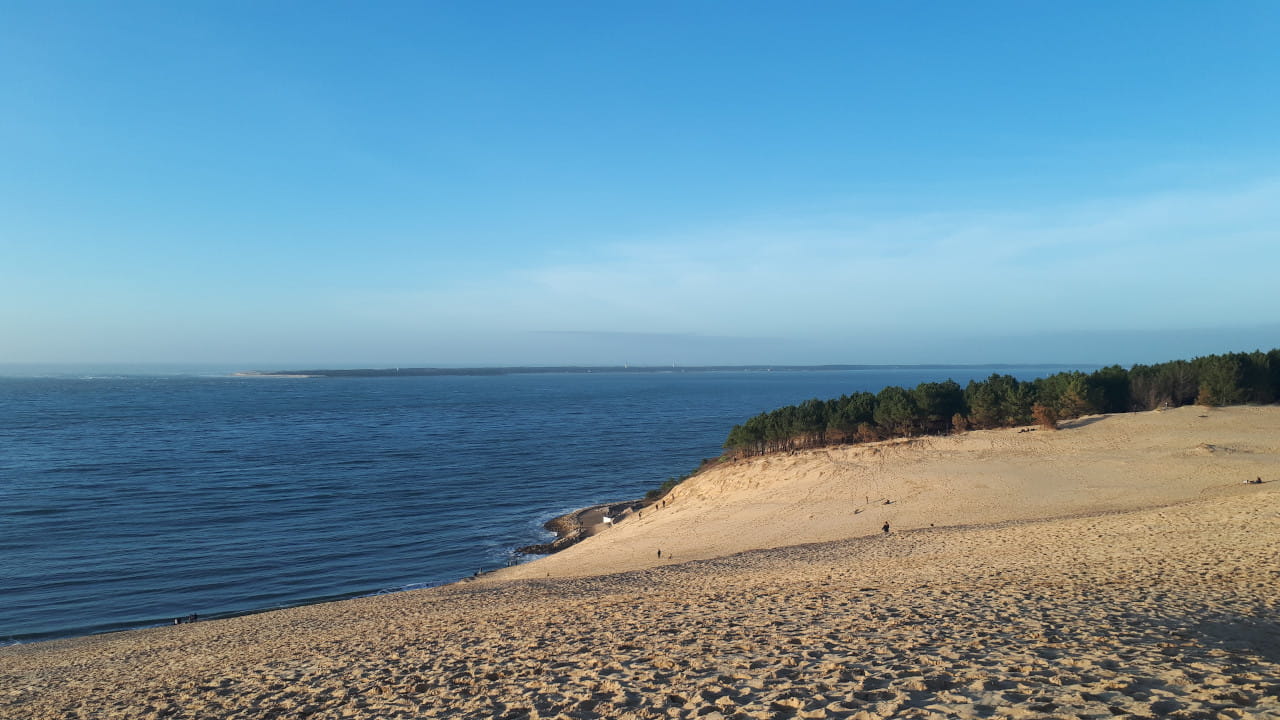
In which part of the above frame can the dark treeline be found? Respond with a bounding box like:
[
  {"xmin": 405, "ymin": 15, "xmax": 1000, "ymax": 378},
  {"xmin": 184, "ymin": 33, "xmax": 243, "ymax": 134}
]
[{"xmin": 723, "ymin": 349, "xmax": 1280, "ymax": 457}]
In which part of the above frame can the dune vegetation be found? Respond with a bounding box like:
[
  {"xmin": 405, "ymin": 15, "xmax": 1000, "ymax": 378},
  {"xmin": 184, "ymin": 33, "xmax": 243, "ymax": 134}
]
[{"xmin": 722, "ymin": 349, "xmax": 1280, "ymax": 457}]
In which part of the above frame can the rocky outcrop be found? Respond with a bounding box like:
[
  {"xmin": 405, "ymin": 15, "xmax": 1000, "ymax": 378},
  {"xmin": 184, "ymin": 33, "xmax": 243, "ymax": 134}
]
[{"xmin": 517, "ymin": 500, "xmax": 649, "ymax": 555}]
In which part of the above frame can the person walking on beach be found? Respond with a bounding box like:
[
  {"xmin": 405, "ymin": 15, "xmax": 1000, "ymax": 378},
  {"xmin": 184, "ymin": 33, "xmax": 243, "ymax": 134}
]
[{"xmin": 882, "ymin": 522, "xmax": 890, "ymax": 534}]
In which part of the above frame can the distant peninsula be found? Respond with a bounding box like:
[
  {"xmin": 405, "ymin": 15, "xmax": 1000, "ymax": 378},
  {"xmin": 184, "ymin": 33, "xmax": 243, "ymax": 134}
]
[{"xmin": 239, "ymin": 363, "xmax": 1085, "ymax": 378}]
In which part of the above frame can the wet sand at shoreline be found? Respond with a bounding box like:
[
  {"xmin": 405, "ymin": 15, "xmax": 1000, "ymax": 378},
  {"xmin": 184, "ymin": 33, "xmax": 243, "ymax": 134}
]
[{"xmin": 3, "ymin": 405, "xmax": 1279, "ymax": 719}]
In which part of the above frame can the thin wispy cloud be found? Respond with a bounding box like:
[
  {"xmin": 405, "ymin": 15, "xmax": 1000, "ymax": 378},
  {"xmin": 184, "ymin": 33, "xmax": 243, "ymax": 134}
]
[{"xmin": 384, "ymin": 177, "xmax": 1280, "ymax": 344}]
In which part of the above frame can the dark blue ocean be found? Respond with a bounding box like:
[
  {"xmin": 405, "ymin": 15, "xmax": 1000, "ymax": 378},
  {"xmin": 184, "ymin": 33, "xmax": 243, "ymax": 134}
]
[{"xmin": 0, "ymin": 366, "xmax": 1081, "ymax": 644}]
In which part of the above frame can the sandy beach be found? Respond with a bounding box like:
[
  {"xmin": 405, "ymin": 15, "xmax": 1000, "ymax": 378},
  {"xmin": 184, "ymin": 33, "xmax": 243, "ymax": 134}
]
[{"xmin": 3, "ymin": 404, "xmax": 1278, "ymax": 719}]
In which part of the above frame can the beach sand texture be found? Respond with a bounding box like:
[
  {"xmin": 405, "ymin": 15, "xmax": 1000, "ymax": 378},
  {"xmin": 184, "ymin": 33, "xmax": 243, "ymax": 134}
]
[{"xmin": 3, "ymin": 405, "xmax": 1278, "ymax": 719}]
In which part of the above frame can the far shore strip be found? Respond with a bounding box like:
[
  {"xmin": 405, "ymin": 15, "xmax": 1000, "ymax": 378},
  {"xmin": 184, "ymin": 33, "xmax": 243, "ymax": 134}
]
[{"xmin": 3, "ymin": 404, "xmax": 1278, "ymax": 720}]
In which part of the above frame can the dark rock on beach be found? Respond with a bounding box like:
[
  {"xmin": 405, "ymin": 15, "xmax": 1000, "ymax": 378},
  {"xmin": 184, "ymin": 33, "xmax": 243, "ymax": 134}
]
[{"xmin": 517, "ymin": 500, "xmax": 650, "ymax": 556}]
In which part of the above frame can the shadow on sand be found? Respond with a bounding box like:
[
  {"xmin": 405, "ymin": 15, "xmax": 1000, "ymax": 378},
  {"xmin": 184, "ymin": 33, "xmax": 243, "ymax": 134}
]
[
  {"xmin": 1188, "ymin": 614, "xmax": 1280, "ymax": 664},
  {"xmin": 1059, "ymin": 415, "xmax": 1109, "ymax": 430}
]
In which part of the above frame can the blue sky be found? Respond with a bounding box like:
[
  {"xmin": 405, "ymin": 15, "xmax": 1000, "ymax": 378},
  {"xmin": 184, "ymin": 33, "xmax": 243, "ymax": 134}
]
[{"xmin": 3, "ymin": 2, "xmax": 1278, "ymax": 368}]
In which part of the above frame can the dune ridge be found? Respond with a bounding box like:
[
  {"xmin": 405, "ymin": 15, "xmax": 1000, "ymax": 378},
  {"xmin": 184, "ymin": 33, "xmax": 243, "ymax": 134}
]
[
  {"xmin": 496, "ymin": 405, "xmax": 1279, "ymax": 580},
  {"xmin": 3, "ymin": 405, "xmax": 1278, "ymax": 719}
]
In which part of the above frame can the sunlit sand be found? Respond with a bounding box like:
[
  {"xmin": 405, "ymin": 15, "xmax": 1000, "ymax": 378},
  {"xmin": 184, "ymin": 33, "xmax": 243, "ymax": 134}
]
[{"xmin": 4, "ymin": 405, "xmax": 1278, "ymax": 719}]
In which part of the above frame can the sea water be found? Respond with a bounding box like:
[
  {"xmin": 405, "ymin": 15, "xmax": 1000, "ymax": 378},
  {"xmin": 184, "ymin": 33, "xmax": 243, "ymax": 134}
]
[{"xmin": 0, "ymin": 366, "xmax": 1080, "ymax": 643}]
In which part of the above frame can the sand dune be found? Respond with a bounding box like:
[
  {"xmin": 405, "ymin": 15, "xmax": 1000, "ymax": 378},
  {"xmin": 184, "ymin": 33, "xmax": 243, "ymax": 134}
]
[
  {"xmin": 497, "ymin": 405, "xmax": 1280, "ymax": 580},
  {"xmin": 3, "ymin": 405, "xmax": 1278, "ymax": 719}
]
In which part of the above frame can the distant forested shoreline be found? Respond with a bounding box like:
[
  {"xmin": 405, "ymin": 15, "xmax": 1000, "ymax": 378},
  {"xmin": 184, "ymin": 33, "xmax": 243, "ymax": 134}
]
[
  {"xmin": 721, "ymin": 349, "xmax": 1280, "ymax": 458},
  {"xmin": 246, "ymin": 363, "xmax": 1082, "ymax": 378}
]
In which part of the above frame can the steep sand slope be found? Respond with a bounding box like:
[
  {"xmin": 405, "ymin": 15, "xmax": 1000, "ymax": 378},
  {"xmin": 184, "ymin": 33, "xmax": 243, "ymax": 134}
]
[{"xmin": 495, "ymin": 405, "xmax": 1280, "ymax": 580}]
